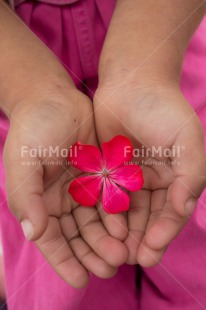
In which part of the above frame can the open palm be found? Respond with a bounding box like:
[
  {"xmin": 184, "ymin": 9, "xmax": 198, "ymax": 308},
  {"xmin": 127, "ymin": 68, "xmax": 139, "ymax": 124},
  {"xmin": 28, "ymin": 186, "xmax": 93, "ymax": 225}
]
[
  {"xmin": 94, "ymin": 86, "xmax": 206, "ymax": 266},
  {"xmin": 3, "ymin": 90, "xmax": 128, "ymax": 288}
]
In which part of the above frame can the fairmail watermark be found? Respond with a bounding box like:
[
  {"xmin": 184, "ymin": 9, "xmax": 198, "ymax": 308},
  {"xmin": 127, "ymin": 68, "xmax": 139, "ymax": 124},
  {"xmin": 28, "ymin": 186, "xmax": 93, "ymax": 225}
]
[
  {"xmin": 123, "ymin": 145, "xmax": 185, "ymax": 167},
  {"xmin": 21, "ymin": 145, "xmax": 70, "ymax": 158},
  {"xmin": 124, "ymin": 145, "xmax": 185, "ymax": 159},
  {"xmin": 20, "ymin": 144, "xmax": 185, "ymax": 167}
]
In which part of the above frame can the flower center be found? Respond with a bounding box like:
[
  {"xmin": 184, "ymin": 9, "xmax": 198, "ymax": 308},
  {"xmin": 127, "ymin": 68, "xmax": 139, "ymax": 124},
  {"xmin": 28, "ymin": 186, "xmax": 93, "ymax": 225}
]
[{"xmin": 102, "ymin": 169, "xmax": 109, "ymax": 177}]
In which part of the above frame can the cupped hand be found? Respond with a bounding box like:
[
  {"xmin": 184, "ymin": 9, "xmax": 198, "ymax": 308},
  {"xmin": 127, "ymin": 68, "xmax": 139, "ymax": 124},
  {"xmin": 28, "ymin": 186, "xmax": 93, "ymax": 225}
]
[
  {"xmin": 94, "ymin": 83, "xmax": 206, "ymax": 267},
  {"xmin": 3, "ymin": 87, "xmax": 128, "ymax": 288}
]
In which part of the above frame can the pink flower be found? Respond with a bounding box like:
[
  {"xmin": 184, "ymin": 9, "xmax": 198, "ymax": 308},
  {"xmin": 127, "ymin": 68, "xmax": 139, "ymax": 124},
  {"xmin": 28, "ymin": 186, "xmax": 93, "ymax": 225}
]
[{"xmin": 68, "ymin": 135, "xmax": 144, "ymax": 214}]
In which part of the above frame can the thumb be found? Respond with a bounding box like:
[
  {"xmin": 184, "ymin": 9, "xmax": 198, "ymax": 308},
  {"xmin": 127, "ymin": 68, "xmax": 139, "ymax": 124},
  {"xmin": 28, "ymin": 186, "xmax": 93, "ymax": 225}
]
[
  {"xmin": 3, "ymin": 141, "xmax": 48, "ymax": 241},
  {"xmin": 171, "ymin": 174, "xmax": 206, "ymax": 217},
  {"xmin": 170, "ymin": 129, "xmax": 206, "ymax": 217}
]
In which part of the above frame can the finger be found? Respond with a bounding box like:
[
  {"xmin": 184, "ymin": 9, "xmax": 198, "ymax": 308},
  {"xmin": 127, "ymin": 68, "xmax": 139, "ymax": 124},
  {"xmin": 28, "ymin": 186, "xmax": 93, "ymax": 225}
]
[
  {"xmin": 137, "ymin": 189, "xmax": 186, "ymax": 266},
  {"xmin": 141, "ymin": 164, "xmax": 174, "ymax": 190},
  {"xmin": 36, "ymin": 216, "xmax": 89, "ymax": 288},
  {"xmin": 124, "ymin": 189, "xmax": 151, "ymax": 264},
  {"xmin": 60, "ymin": 214, "xmax": 117, "ymax": 279},
  {"xmin": 98, "ymin": 204, "xmax": 128, "ymax": 241},
  {"xmin": 73, "ymin": 205, "xmax": 128, "ymax": 267},
  {"xmin": 171, "ymin": 125, "xmax": 206, "ymax": 217},
  {"xmin": 3, "ymin": 139, "xmax": 48, "ymax": 241},
  {"xmin": 136, "ymin": 246, "xmax": 167, "ymax": 267},
  {"xmin": 171, "ymin": 174, "xmax": 205, "ymax": 216}
]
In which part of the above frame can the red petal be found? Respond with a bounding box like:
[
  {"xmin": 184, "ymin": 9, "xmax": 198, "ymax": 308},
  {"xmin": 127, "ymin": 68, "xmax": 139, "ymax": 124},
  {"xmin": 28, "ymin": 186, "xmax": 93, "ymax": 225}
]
[
  {"xmin": 101, "ymin": 135, "xmax": 133, "ymax": 170},
  {"xmin": 69, "ymin": 175, "xmax": 102, "ymax": 206},
  {"xmin": 68, "ymin": 142, "xmax": 102, "ymax": 172},
  {"xmin": 102, "ymin": 178, "xmax": 130, "ymax": 214},
  {"xmin": 110, "ymin": 164, "xmax": 144, "ymax": 191}
]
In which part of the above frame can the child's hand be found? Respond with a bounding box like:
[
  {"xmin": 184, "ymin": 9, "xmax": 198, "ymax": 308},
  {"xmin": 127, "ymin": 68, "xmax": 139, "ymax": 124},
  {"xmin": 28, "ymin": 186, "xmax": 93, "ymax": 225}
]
[
  {"xmin": 94, "ymin": 84, "xmax": 206, "ymax": 266},
  {"xmin": 93, "ymin": 0, "xmax": 206, "ymax": 266},
  {"xmin": 3, "ymin": 88, "xmax": 128, "ymax": 288},
  {"xmin": 0, "ymin": 5, "xmax": 128, "ymax": 287}
]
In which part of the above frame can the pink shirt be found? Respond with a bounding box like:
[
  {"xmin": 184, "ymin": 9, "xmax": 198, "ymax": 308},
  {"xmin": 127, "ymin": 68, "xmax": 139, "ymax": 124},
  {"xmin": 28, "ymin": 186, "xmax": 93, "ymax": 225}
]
[{"xmin": 0, "ymin": 1, "xmax": 206, "ymax": 309}]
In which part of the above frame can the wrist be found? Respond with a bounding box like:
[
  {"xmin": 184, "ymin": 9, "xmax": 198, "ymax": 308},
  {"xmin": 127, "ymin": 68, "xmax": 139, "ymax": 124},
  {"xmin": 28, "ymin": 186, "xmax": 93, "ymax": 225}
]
[
  {"xmin": 98, "ymin": 62, "xmax": 180, "ymax": 94},
  {"xmin": 1, "ymin": 73, "xmax": 76, "ymax": 120},
  {"xmin": 99, "ymin": 0, "xmax": 205, "ymax": 89},
  {"xmin": 95, "ymin": 75, "xmax": 183, "ymax": 117},
  {"xmin": 0, "ymin": 3, "xmax": 76, "ymax": 118},
  {"xmin": 8, "ymin": 82, "xmax": 92, "ymax": 133}
]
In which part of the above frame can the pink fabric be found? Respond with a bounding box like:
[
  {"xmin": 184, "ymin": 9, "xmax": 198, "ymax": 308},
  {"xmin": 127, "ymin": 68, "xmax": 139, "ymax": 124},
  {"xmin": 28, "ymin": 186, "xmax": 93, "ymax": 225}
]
[
  {"xmin": 10, "ymin": 0, "xmax": 80, "ymax": 7},
  {"xmin": 0, "ymin": 0, "xmax": 206, "ymax": 309}
]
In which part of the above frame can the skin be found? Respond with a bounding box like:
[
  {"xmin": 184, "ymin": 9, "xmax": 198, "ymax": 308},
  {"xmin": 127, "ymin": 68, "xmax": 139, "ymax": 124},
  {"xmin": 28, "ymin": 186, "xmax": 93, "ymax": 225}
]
[
  {"xmin": 0, "ymin": 2, "xmax": 128, "ymax": 288},
  {"xmin": 94, "ymin": 0, "xmax": 206, "ymax": 266},
  {"xmin": 0, "ymin": 254, "xmax": 5, "ymax": 300},
  {"xmin": 0, "ymin": 0, "xmax": 206, "ymax": 287}
]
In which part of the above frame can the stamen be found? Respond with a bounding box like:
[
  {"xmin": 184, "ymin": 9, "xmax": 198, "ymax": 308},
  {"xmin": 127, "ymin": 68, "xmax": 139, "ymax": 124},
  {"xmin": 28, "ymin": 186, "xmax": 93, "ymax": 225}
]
[{"xmin": 102, "ymin": 169, "xmax": 109, "ymax": 177}]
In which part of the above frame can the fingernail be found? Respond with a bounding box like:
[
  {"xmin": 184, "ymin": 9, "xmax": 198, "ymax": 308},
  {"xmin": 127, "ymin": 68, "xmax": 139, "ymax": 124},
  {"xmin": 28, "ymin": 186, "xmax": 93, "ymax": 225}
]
[
  {"xmin": 21, "ymin": 219, "xmax": 33, "ymax": 240},
  {"xmin": 185, "ymin": 199, "xmax": 197, "ymax": 216}
]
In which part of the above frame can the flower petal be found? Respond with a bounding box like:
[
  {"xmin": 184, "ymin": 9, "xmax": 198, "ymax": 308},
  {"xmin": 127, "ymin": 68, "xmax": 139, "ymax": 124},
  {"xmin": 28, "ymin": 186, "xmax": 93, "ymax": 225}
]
[
  {"xmin": 68, "ymin": 142, "xmax": 102, "ymax": 172},
  {"xmin": 110, "ymin": 164, "xmax": 144, "ymax": 191},
  {"xmin": 102, "ymin": 178, "xmax": 130, "ymax": 214},
  {"xmin": 101, "ymin": 135, "xmax": 133, "ymax": 170},
  {"xmin": 69, "ymin": 175, "xmax": 102, "ymax": 206}
]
